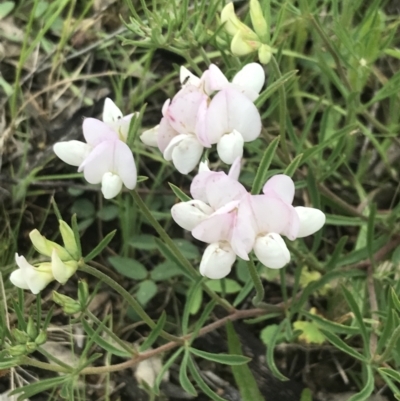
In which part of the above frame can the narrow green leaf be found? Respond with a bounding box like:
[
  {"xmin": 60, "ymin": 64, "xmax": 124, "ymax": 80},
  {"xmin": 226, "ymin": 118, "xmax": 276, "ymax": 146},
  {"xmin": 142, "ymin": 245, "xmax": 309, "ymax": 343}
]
[
  {"xmin": 379, "ymin": 368, "xmax": 400, "ymax": 384},
  {"xmin": 9, "ymin": 376, "xmax": 67, "ymax": 399},
  {"xmin": 187, "ymin": 356, "xmax": 227, "ymax": 401},
  {"xmin": 169, "ymin": 183, "xmax": 191, "ymax": 201},
  {"xmin": 266, "ymin": 321, "xmax": 289, "ymax": 381},
  {"xmin": 226, "ymin": 321, "xmax": 265, "ymax": 401},
  {"xmin": 390, "ymin": 288, "xmax": 400, "ymax": 312},
  {"xmin": 108, "ymin": 256, "xmax": 148, "ymax": 280},
  {"xmin": 83, "ymin": 230, "xmax": 116, "ymax": 262},
  {"xmin": 190, "ymin": 347, "xmax": 250, "ymax": 365},
  {"xmin": 153, "ymin": 347, "xmax": 184, "ymax": 394},
  {"xmin": 326, "ymin": 236, "xmax": 348, "ymax": 270},
  {"xmin": 366, "ymin": 203, "xmax": 377, "ymax": 264},
  {"xmin": 136, "ymin": 280, "xmax": 157, "ymax": 306},
  {"xmin": 320, "ymin": 329, "xmax": 366, "ymax": 362},
  {"xmin": 303, "ymin": 311, "xmax": 359, "ymax": 335},
  {"xmin": 189, "ymin": 300, "xmax": 216, "ymax": 344},
  {"xmin": 71, "ymin": 214, "xmax": 82, "ymax": 258},
  {"xmin": 182, "ymin": 277, "xmax": 204, "ymax": 334},
  {"xmin": 347, "ymin": 365, "xmax": 374, "ymax": 401},
  {"xmin": 284, "ymin": 154, "xmax": 303, "ymax": 177},
  {"xmin": 251, "ymin": 136, "xmax": 280, "ymax": 194},
  {"xmin": 179, "ymin": 350, "xmax": 197, "ymax": 396},
  {"xmin": 300, "ymin": 388, "xmax": 313, "ymax": 401},
  {"xmin": 140, "ymin": 312, "xmax": 167, "ymax": 352}
]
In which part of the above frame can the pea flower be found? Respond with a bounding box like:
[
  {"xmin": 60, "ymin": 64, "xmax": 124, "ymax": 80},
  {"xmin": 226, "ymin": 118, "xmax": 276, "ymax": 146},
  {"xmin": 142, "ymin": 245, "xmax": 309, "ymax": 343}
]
[
  {"xmin": 54, "ymin": 98, "xmax": 137, "ymax": 199},
  {"xmin": 10, "ymin": 222, "xmax": 80, "ymax": 294},
  {"xmin": 171, "ymin": 160, "xmax": 326, "ymax": 278},
  {"xmin": 221, "ymin": 1, "xmax": 273, "ymax": 64}
]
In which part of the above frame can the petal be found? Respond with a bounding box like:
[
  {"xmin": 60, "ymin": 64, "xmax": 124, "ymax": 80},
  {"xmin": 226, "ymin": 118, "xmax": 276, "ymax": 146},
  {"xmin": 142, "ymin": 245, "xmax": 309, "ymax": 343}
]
[
  {"xmin": 231, "ymin": 31, "xmax": 259, "ymax": 56},
  {"xmin": 51, "ymin": 249, "xmax": 77, "ymax": 285},
  {"xmin": 53, "ymin": 141, "xmax": 91, "ymax": 166},
  {"xmin": 106, "ymin": 113, "xmax": 135, "ymax": 142},
  {"xmin": 228, "ymin": 157, "xmax": 241, "ymax": 181},
  {"xmin": 140, "ymin": 125, "xmax": 159, "ymax": 147},
  {"xmin": 171, "ymin": 200, "xmax": 213, "ymax": 231},
  {"xmin": 199, "ymin": 242, "xmax": 236, "ymax": 279},
  {"xmin": 26, "ymin": 267, "xmax": 54, "ymax": 294},
  {"xmin": 102, "ymin": 98, "xmax": 123, "ymax": 124},
  {"xmin": 9, "ymin": 269, "xmax": 30, "ymax": 290},
  {"xmin": 171, "ymin": 136, "xmax": 204, "ymax": 174},
  {"xmin": 217, "ymin": 130, "xmax": 244, "ymax": 164},
  {"xmin": 194, "ymin": 95, "xmax": 211, "ymax": 147},
  {"xmin": 114, "ymin": 141, "xmax": 137, "ymax": 189},
  {"xmin": 157, "ymin": 117, "xmax": 178, "ymax": 153},
  {"xmin": 180, "ymin": 66, "xmax": 201, "ymax": 87},
  {"xmin": 295, "ymin": 207, "xmax": 326, "ymax": 238},
  {"xmin": 190, "ymin": 171, "xmax": 221, "ymax": 203},
  {"xmin": 205, "ymin": 174, "xmax": 246, "ymax": 209},
  {"xmin": 101, "ymin": 172, "xmax": 123, "ymax": 199},
  {"xmin": 199, "ymin": 160, "xmax": 210, "ymax": 173},
  {"xmin": 254, "ymin": 233, "xmax": 291, "ymax": 269},
  {"xmin": 192, "ymin": 212, "xmax": 234, "ymax": 244},
  {"xmin": 203, "ymin": 64, "xmax": 229, "ymax": 94},
  {"xmin": 262, "ymin": 174, "xmax": 295, "ymax": 204},
  {"xmin": 82, "ymin": 118, "xmax": 118, "ymax": 146},
  {"xmin": 232, "ymin": 63, "xmax": 265, "ymax": 95},
  {"xmin": 79, "ymin": 141, "xmax": 114, "ymax": 184},
  {"xmin": 205, "ymin": 89, "xmax": 261, "ymax": 144}
]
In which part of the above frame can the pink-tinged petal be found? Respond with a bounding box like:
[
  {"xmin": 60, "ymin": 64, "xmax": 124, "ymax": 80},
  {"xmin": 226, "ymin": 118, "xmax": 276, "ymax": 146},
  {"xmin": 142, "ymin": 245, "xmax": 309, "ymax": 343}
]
[
  {"xmin": 195, "ymin": 96, "xmax": 211, "ymax": 147},
  {"xmin": 83, "ymin": 118, "xmax": 118, "ymax": 146},
  {"xmin": 254, "ymin": 233, "xmax": 290, "ymax": 269},
  {"xmin": 262, "ymin": 174, "xmax": 295, "ymax": 204},
  {"xmin": 203, "ymin": 64, "xmax": 229, "ymax": 94},
  {"xmin": 161, "ymin": 99, "xmax": 170, "ymax": 117},
  {"xmin": 217, "ymin": 130, "xmax": 244, "ymax": 164},
  {"xmin": 228, "ymin": 157, "xmax": 241, "ymax": 181},
  {"xmin": 171, "ymin": 200, "xmax": 213, "ymax": 231},
  {"xmin": 192, "ymin": 212, "xmax": 234, "ymax": 243},
  {"xmin": 230, "ymin": 195, "xmax": 256, "ymax": 260},
  {"xmin": 283, "ymin": 207, "xmax": 300, "ymax": 241},
  {"xmin": 205, "ymin": 89, "xmax": 261, "ymax": 144},
  {"xmin": 102, "ymin": 98, "xmax": 123, "ymax": 124},
  {"xmin": 79, "ymin": 141, "xmax": 114, "ymax": 184},
  {"xmin": 140, "ymin": 125, "xmax": 159, "ymax": 147},
  {"xmin": 232, "ymin": 63, "xmax": 265, "ymax": 95},
  {"xmin": 199, "ymin": 242, "xmax": 236, "ymax": 279},
  {"xmin": 167, "ymin": 90, "xmax": 208, "ymax": 136},
  {"xmin": 157, "ymin": 117, "xmax": 178, "ymax": 153},
  {"xmin": 180, "ymin": 66, "xmax": 201, "ymax": 87},
  {"xmin": 166, "ymin": 136, "xmax": 203, "ymax": 174},
  {"xmin": 295, "ymin": 207, "xmax": 326, "ymax": 238},
  {"xmin": 114, "ymin": 140, "xmax": 137, "ymax": 189},
  {"xmin": 206, "ymin": 175, "xmax": 246, "ymax": 209},
  {"xmin": 53, "ymin": 141, "xmax": 91, "ymax": 166},
  {"xmin": 250, "ymin": 195, "xmax": 292, "ymax": 235},
  {"xmin": 190, "ymin": 171, "xmax": 222, "ymax": 202},
  {"xmin": 101, "ymin": 172, "xmax": 123, "ymax": 199}
]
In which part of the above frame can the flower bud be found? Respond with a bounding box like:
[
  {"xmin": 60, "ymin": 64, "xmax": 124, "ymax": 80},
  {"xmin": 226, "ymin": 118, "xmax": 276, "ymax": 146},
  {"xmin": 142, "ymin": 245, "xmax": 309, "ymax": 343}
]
[
  {"xmin": 12, "ymin": 329, "xmax": 29, "ymax": 344},
  {"xmin": 59, "ymin": 220, "xmax": 80, "ymax": 260},
  {"xmin": 26, "ymin": 317, "xmax": 37, "ymax": 340},
  {"xmin": 35, "ymin": 330, "xmax": 47, "ymax": 346},
  {"xmin": 53, "ymin": 291, "xmax": 82, "ymax": 315},
  {"xmin": 29, "ymin": 229, "xmax": 71, "ymax": 261},
  {"xmin": 51, "ymin": 250, "xmax": 78, "ymax": 285},
  {"xmin": 250, "ymin": 0, "xmax": 269, "ymax": 43},
  {"xmin": 25, "ymin": 342, "xmax": 37, "ymax": 353},
  {"xmin": 8, "ymin": 344, "xmax": 27, "ymax": 357},
  {"xmin": 221, "ymin": 3, "xmax": 258, "ymax": 39},
  {"xmin": 231, "ymin": 31, "xmax": 260, "ymax": 56}
]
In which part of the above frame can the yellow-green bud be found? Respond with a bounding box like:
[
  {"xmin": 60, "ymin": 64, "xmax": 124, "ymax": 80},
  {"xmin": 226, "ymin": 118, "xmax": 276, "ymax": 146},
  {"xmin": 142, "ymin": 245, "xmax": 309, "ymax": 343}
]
[
  {"xmin": 12, "ymin": 329, "xmax": 29, "ymax": 344},
  {"xmin": 221, "ymin": 2, "xmax": 258, "ymax": 40},
  {"xmin": 59, "ymin": 220, "xmax": 80, "ymax": 260},
  {"xmin": 35, "ymin": 330, "xmax": 47, "ymax": 346},
  {"xmin": 26, "ymin": 317, "xmax": 37, "ymax": 340},
  {"xmin": 25, "ymin": 342, "xmax": 37, "ymax": 353},
  {"xmin": 51, "ymin": 250, "xmax": 78, "ymax": 285},
  {"xmin": 231, "ymin": 30, "xmax": 260, "ymax": 56},
  {"xmin": 29, "ymin": 229, "xmax": 71, "ymax": 261},
  {"xmin": 8, "ymin": 344, "xmax": 27, "ymax": 357},
  {"xmin": 250, "ymin": 0, "xmax": 269, "ymax": 43},
  {"xmin": 53, "ymin": 291, "xmax": 81, "ymax": 315},
  {"xmin": 258, "ymin": 43, "xmax": 272, "ymax": 64}
]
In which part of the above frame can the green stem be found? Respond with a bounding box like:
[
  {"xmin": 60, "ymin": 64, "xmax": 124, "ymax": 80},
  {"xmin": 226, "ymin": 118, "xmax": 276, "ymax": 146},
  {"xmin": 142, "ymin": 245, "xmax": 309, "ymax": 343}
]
[
  {"xmin": 79, "ymin": 262, "xmax": 181, "ymax": 343},
  {"xmin": 376, "ymin": 325, "xmax": 400, "ymax": 364},
  {"xmin": 130, "ymin": 190, "xmax": 234, "ymax": 312},
  {"xmin": 247, "ymin": 257, "xmax": 265, "ymax": 306},
  {"xmin": 270, "ymin": 56, "xmax": 290, "ymax": 163},
  {"xmin": 279, "ymin": 267, "xmax": 288, "ymax": 309}
]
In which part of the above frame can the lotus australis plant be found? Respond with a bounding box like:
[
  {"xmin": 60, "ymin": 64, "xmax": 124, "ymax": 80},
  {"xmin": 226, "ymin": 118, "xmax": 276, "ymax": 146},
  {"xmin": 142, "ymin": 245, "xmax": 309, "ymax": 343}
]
[
  {"xmin": 54, "ymin": 98, "xmax": 137, "ymax": 199},
  {"xmin": 140, "ymin": 62, "xmax": 265, "ymax": 172},
  {"xmin": 172, "ymin": 159, "xmax": 326, "ymax": 279}
]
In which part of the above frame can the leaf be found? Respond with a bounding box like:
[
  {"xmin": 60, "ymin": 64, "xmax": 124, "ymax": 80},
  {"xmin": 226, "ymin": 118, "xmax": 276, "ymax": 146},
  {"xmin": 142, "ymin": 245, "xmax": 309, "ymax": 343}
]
[
  {"xmin": 206, "ymin": 279, "xmax": 241, "ymax": 294},
  {"xmin": 97, "ymin": 205, "xmax": 119, "ymax": 221},
  {"xmin": 190, "ymin": 348, "xmax": 250, "ymax": 365},
  {"xmin": 183, "ymin": 278, "xmax": 204, "ymax": 332},
  {"xmin": 108, "ymin": 256, "xmax": 148, "ymax": 280},
  {"xmin": 260, "ymin": 324, "xmax": 282, "ymax": 346},
  {"xmin": 303, "ymin": 311, "xmax": 359, "ymax": 335},
  {"xmin": 347, "ymin": 365, "xmax": 374, "ymax": 401},
  {"xmin": 300, "ymin": 388, "xmax": 313, "ymax": 401},
  {"xmin": 226, "ymin": 321, "xmax": 265, "ymax": 401},
  {"xmin": 150, "ymin": 261, "xmax": 183, "ymax": 281},
  {"xmin": 179, "ymin": 350, "xmax": 197, "ymax": 396},
  {"xmin": 169, "ymin": 183, "xmax": 191, "ymax": 201},
  {"xmin": 251, "ymin": 136, "xmax": 280, "ymax": 194},
  {"xmin": 136, "ymin": 280, "xmax": 158, "ymax": 306},
  {"xmin": 266, "ymin": 321, "xmax": 289, "ymax": 380},
  {"xmin": 84, "ymin": 230, "xmax": 116, "ymax": 262},
  {"xmin": 9, "ymin": 376, "xmax": 68, "ymax": 399},
  {"xmin": 140, "ymin": 312, "xmax": 167, "ymax": 352},
  {"xmin": 0, "ymin": 2, "xmax": 15, "ymax": 20},
  {"xmin": 284, "ymin": 154, "xmax": 303, "ymax": 177},
  {"xmin": 293, "ymin": 321, "xmax": 325, "ymax": 345},
  {"xmin": 153, "ymin": 348, "xmax": 184, "ymax": 395},
  {"xmin": 71, "ymin": 198, "xmax": 95, "ymax": 218},
  {"xmin": 129, "ymin": 234, "xmax": 157, "ymax": 250},
  {"xmin": 172, "ymin": 239, "xmax": 200, "ymax": 260},
  {"xmin": 379, "ymin": 367, "xmax": 400, "ymax": 383}
]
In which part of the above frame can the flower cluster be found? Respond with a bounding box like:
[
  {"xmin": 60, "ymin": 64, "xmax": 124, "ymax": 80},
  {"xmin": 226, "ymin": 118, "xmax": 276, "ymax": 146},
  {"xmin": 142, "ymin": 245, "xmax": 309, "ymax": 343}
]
[
  {"xmin": 53, "ymin": 98, "xmax": 137, "ymax": 199},
  {"xmin": 171, "ymin": 159, "xmax": 326, "ymax": 279},
  {"xmin": 140, "ymin": 63, "xmax": 265, "ymax": 173},
  {"xmin": 10, "ymin": 221, "xmax": 80, "ymax": 294}
]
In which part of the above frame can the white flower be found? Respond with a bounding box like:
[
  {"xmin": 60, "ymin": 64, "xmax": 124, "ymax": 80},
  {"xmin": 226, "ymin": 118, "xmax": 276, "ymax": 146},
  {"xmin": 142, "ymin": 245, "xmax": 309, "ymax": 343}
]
[{"xmin": 199, "ymin": 242, "xmax": 236, "ymax": 279}]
